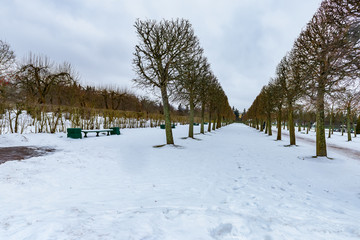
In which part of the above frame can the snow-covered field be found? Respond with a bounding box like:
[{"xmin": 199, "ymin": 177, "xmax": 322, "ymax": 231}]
[{"xmin": 0, "ymin": 123, "xmax": 359, "ymax": 240}]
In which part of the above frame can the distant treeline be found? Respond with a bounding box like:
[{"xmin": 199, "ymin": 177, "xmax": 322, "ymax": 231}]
[{"xmin": 0, "ymin": 34, "xmax": 233, "ymax": 136}]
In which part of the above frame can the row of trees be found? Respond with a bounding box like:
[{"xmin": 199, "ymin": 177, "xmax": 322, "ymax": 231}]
[
  {"xmin": 1, "ymin": 20, "xmax": 234, "ymax": 138},
  {"xmin": 244, "ymin": 0, "xmax": 360, "ymax": 157},
  {"xmin": 133, "ymin": 18, "xmax": 234, "ymax": 144}
]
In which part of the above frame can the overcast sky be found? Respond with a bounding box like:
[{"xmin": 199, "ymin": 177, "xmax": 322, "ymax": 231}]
[{"xmin": 1, "ymin": 0, "xmax": 322, "ymax": 110}]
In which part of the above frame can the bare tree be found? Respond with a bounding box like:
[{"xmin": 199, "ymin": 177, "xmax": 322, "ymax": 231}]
[
  {"xmin": 176, "ymin": 53, "xmax": 209, "ymax": 138},
  {"xmin": 214, "ymin": 87, "xmax": 229, "ymax": 129},
  {"xmin": 0, "ymin": 40, "xmax": 16, "ymax": 102},
  {"xmin": 16, "ymin": 53, "xmax": 76, "ymax": 104},
  {"xmin": 206, "ymin": 77, "xmax": 220, "ymax": 132},
  {"xmin": 325, "ymin": 96, "xmax": 336, "ymax": 138},
  {"xmin": 133, "ymin": 18, "xmax": 200, "ymax": 144},
  {"xmin": 276, "ymin": 53, "xmax": 305, "ymax": 146},
  {"xmin": 295, "ymin": 0, "xmax": 360, "ymax": 156},
  {"xmin": 335, "ymin": 84, "xmax": 360, "ymax": 141},
  {"xmin": 0, "ymin": 40, "xmax": 15, "ymax": 74},
  {"xmin": 264, "ymin": 81, "xmax": 282, "ymax": 137},
  {"xmin": 197, "ymin": 67, "xmax": 213, "ymax": 134},
  {"xmin": 269, "ymin": 77, "xmax": 284, "ymax": 140}
]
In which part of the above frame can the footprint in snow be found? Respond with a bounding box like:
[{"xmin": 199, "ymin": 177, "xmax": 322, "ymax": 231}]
[
  {"xmin": 209, "ymin": 223, "xmax": 233, "ymax": 240},
  {"xmin": 162, "ymin": 208, "xmax": 185, "ymax": 220},
  {"xmin": 220, "ymin": 188, "xmax": 230, "ymax": 193},
  {"xmin": 264, "ymin": 235, "xmax": 273, "ymax": 240}
]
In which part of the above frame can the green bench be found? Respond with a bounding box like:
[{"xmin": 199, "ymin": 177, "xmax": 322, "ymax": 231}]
[
  {"xmin": 67, "ymin": 127, "xmax": 120, "ymax": 139},
  {"xmin": 82, "ymin": 129, "xmax": 112, "ymax": 137},
  {"xmin": 160, "ymin": 124, "xmax": 176, "ymax": 129}
]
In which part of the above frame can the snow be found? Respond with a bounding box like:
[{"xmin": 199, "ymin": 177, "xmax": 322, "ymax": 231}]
[{"xmin": 0, "ymin": 123, "xmax": 360, "ymax": 240}]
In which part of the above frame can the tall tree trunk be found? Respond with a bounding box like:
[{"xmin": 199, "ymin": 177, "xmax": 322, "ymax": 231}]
[
  {"xmin": 277, "ymin": 107, "xmax": 282, "ymax": 140},
  {"xmin": 316, "ymin": 83, "xmax": 327, "ymax": 157},
  {"xmin": 200, "ymin": 101, "xmax": 205, "ymax": 134},
  {"xmin": 353, "ymin": 118, "xmax": 357, "ymax": 138},
  {"xmin": 38, "ymin": 93, "xmax": 46, "ymax": 105},
  {"xmin": 260, "ymin": 119, "xmax": 264, "ymax": 132},
  {"xmin": 103, "ymin": 94, "xmax": 109, "ymax": 109},
  {"xmin": 8, "ymin": 110, "xmax": 14, "ymax": 133},
  {"xmin": 288, "ymin": 102, "xmax": 296, "ymax": 145},
  {"xmin": 14, "ymin": 109, "xmax": 21, "ymax": 133},
  {"xmin": 161, "ymin": 86, "xmax": 174, "ymax": 144},
  {"xmin": 347, "ymin": 105, "xmax": 352, "ymax": 142},
  {"xmin": 328, "ymin": 106, "xmax": 333, "ymax": 138},
  {"xmin": 208, "ymin": 108, "xmax": 212, "ymax": 132},
  {"xmin": 216, "ymin": 112, "xmax": 221, "ymax": 129},
  {"xmin": 265, "ymin": 120, "xmax": 268, "ymax": 134},
  {"xmin": 212, "ymin": 114, "xmax": 216, "ymax": 131},
  {"xmin": 188, "ymin": 95, "xmax": 195, "ymax": 138},
  {"xmin": 267, "ymin": 112, "xmax": 272, "ymax": 136}
]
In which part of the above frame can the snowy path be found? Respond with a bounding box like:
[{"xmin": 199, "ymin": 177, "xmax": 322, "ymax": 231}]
[{"xmin": 0, "ymin": 124, "xmax": 360, "ymax": 240}]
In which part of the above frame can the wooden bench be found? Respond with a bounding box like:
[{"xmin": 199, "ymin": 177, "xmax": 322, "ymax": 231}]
[{"xmin": 82, "ymin": 129, "xmax": 113, "ymax": 137}]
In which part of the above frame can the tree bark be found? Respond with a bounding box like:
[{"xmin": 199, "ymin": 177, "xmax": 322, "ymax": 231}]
[
  {"xmin": 328, "ymin": 106, "xmax": 333, "ymax": 138},
  {"xmin": 212, "ymin": 114, "xmax": 216, "ymax": 131},
  {"xmin": 288, "ymin": 102, "xmax": 296, "ymax": 145},
  {"xmin": 276, "ymin": 108, "xmax": 282, "ymax": 140},
  {"xmin": 265, "ymin": 121, "xmax": 268, "ymax": 134},
  {"xmin": 353, "ymin": 120, "xmax": 357, "ymax": 138},
  {"xmin": 208, "ymin": 109, "xmax": 212, "ymax": 132},
  {"xmin": 216, "ymin": 112, "xmax": 221, "ymax": 129},
  {"xmin": 267, "ymin": 113, "xmax": 272, "ymax": 136},
  {"xmin": 200, "ymin": 101, "xmax": 205, "ymax": 134},
  {"xmin": 347, "ymin": 105, "xmax": 352, "ymax": 142},
  {"xmin": 14, "ymin": 109, "xmax": 21, "ymax": 133},
  {"xmin": 161, "ymin": 86, "xmax": 174, "ymax": 144},
  {"xmin": 316, "ymin": 83, "xmax": 327, "ymax": 156},
  {"xmin": 260, "ymin": 119, "xmax": 264, "ymax": 132},
  {"xmin": 188, "ymin": 95, "xmax": 195, "ymax": 138}
]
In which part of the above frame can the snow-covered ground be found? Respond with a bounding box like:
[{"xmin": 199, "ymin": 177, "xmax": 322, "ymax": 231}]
[
  {"xmin": 283, "ymin": 126, "xmax": 359, "ymax": 148},
  {"xmin": 0, "ymin": 124, "xmax": 359, "ymax": 240}
]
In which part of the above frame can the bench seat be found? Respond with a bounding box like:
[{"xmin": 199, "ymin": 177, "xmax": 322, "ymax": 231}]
[{"xmin": 82, "ymin": 129, "xmax": 112, "ymax": 137}]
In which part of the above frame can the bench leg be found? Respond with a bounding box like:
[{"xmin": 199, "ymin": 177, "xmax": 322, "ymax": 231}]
[
  {"xmin": 96, "ymin": 132, "xmax": 99, "ymax": 137},
  {"xmin": 84, "ymin": 132, "xmax": 87, "ymax": 138},
  {"xmin": 107, "ymin": 131, "xmax": 110, "ymax": 136}
]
